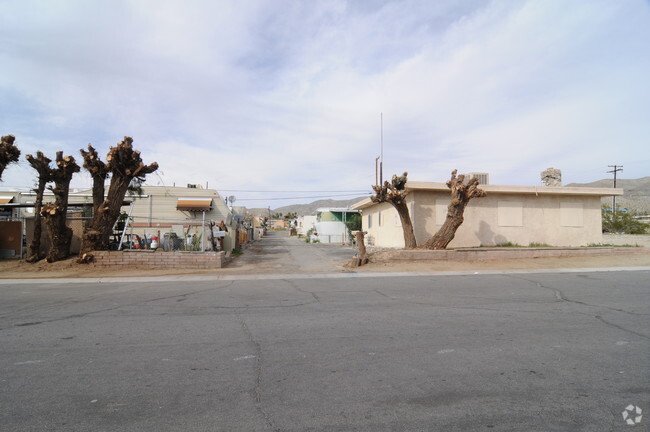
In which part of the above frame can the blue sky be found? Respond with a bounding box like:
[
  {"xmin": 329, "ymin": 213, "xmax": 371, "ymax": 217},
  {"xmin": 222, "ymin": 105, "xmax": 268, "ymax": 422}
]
[{"xmin": 1, "ymin": 0, "xmax": 648, "ymax": 207}]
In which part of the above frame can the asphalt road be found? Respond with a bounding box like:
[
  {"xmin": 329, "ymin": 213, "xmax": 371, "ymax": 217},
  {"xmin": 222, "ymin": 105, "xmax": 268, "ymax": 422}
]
[{"xmin": 1, "ymin": 270, "xmax": 648, "ymax": 431}]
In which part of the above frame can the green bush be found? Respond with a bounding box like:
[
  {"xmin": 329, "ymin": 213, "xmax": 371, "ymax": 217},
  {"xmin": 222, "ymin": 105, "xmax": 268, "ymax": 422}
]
[{"xmin": 602, "ymin": 206, "xmax": 649, "ymax": 234}]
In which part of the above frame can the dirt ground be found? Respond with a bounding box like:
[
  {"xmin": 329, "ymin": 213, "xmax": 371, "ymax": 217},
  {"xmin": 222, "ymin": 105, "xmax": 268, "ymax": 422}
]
[{"xmin": 1, "ymin": 249, "xmax": 649, "ymax": 279}]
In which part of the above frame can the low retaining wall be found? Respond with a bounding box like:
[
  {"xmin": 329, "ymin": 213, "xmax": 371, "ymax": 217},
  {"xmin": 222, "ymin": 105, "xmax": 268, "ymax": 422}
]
[
  {"xmin": 370, "ymin": 247, "xmax": 649, "ymax": 263},
  {"xmin": 91, "ymin": 250, "xmax": 225, "ymax": 269}
]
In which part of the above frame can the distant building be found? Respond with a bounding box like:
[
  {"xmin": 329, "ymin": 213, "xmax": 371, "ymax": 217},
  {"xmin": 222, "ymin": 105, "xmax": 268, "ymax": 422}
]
[
  {"xmin": 314, "ymin": 208, "xmax": 359, "ymax": 244},
  {"xmin": 297, "ymin": 215, "xmax": 317, "ymax": 236}
]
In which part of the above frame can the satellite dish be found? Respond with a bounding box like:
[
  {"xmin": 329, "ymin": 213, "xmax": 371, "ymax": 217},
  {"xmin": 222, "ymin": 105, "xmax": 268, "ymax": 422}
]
[{"xmin": 228, "ymin": 195, "xmax": 236, "ymax": 204}]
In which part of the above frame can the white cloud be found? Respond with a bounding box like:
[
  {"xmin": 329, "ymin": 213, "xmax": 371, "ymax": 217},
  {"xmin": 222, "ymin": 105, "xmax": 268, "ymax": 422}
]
[{"xmin": 1, "ymin": 0, "xmax": 648, "ymax": 206}]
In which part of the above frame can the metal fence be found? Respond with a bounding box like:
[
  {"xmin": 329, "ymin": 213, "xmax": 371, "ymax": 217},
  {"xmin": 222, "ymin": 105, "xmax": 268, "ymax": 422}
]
[
  {"xmin": 3, "ymin": 214, "xmax": 235, "ymax": 258},
  {"xmin": 316, "ymin": 234, "xmax": 345, "ymax": 244},
  {"xmin": 112, "ymin": 215, "xmax": 228, "ymax": 252}
]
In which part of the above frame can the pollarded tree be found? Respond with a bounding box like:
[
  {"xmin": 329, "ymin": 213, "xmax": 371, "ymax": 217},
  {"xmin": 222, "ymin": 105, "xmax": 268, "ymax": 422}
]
[
  {"xmin": 0, "ymin": 134, "xmax": 20, "ymax": 180},
  {"xmin": 80, "ymin": 144, "xmax": 108, "ymax": 214},
  {"xmin": 41, "ymin": 152, "xmax": 80, "ymax": 262},
  {"xmin": 371, "ymin": 172, "xmax": 417, "ymax": 249},
  {"xmin": 423, "ymin": 170, "xmax": 486, "ymax": 249},
  {"xmin": 79, "ymin": 136, "xmax": 158, "ymax": 258},
  {"xmin": 25, "ymin": 152, "xmax": 53, "ymax": 262}
]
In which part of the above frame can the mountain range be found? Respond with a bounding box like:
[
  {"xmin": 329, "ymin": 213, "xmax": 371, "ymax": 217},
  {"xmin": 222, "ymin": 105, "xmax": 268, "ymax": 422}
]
[{"xmin": 567, "ymin": 176, "xmax": 650, "ymax": 213}]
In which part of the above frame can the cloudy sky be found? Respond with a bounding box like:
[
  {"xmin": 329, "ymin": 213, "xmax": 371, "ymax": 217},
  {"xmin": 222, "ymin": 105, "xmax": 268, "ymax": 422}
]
[{"xmin": 1, "ymin": 0, "xmax": 648, "ymax": 208}]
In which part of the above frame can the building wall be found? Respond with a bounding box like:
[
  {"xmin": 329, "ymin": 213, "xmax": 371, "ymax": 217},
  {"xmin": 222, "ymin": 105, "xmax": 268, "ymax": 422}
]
[
  {"xmin": 128, "ymin": 186, "xmax": 230, "ymax": 226},
  {"xmin": 297, "ymin": 215, "xmax": 317, "ymax": 236},
  {"xmin": 363, "ymin": 198, "xmax": 414, "ymax": 248},
  {"xmin": 362, "ymin": 191, "xmax": 604, "ymax": 248}
]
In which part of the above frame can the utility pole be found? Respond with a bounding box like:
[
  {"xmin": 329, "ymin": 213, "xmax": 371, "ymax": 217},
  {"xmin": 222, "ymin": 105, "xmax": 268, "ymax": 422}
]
[{"xmin": 607, "ymin": 165, "xmax": 623, "ymax": 216}]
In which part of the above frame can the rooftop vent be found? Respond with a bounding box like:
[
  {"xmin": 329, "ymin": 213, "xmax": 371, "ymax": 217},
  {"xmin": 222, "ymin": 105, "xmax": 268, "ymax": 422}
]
[{"xmin": 467, "ymin": 172, "xmax": 489, "ymax": 185}]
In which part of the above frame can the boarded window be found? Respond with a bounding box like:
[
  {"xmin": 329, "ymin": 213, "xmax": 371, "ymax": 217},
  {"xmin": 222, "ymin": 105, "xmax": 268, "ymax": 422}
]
[
  {"xmin": 498, "ymin": 201, "xmax": 523, "ymax": 227},
  {"xmin": 560, "ymin": 201, "xmax": 583, "ymax": 227}
]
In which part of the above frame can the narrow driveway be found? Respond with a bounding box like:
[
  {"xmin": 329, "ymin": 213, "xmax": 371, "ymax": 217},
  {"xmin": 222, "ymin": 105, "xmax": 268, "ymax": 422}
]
[{"xmin": 225, "ymin": 230, "xmax": 356, "ymax": 274}]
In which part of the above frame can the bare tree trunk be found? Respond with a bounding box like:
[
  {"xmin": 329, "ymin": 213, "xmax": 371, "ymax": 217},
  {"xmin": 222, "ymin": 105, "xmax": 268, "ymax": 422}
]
[
  {"xmin": 80, "ymin": 144, "xmax": 107, "ymax": 213},
  {"xmin": 423, "ymin": 170, "xmax": 486, "ymax": 250},
  {"xmin": 352, "ymin": 231, "xmax": 369, "ymax": 266},
  {"xmin": 41, "ymin": 152, "xmax": 80, "ymax": 262},
  {"xmin": 79, "ymin": 137, "xmax": 158, "ymax": 258},
  {"xmin": 25, "ymin": 152, "xmax": 52, "ymax": 263},
  {"xmin": 393, "ymin": 200, "xmax": 417, "ymax": 249},
  {"xmin": 0, "ymin": 134, "xmax": 20, "ymax": 180},
  {"xmin": 371, "ymin": 172, "xmax": 417, "ymax": 249}
]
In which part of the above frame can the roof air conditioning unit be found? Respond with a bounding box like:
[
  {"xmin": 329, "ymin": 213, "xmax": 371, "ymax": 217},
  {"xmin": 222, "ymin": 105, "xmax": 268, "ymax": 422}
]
[{"xmin": 467, "ymin": 172, "xmax": 489, "ymax": 185}]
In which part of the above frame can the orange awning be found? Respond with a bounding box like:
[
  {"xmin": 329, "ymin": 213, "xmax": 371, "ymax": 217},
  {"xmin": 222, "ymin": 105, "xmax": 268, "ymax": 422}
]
[
  {"xmin": 177, "ymin": 197, "xmax": 212, "ymax": 211},
  {"xmin": 0, "ymin": 196, "xmax": 14, "ymax": 204}
]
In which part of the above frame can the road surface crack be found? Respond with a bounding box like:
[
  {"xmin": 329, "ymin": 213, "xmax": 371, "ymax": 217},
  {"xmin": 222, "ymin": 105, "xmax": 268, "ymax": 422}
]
[
  {"xmin": 508, "ymin": 275, "xmax": 648, "ymax": 316},
  {"xmin": 235, "ymin": 310, "xmax": 275, "ymax": 431},
  {"xmin": 285, "ymin": 280, "xmax": 320, "ymax": 303},
  {"xmin": 594, "ymin": 315, "xmax": 649, "ymax": 340}
]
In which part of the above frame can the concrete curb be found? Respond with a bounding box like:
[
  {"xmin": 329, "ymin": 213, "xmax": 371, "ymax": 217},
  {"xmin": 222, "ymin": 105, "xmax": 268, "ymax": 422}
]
[
  {"xmin": 1, "ymin": 266, "xmax": 649, "ymax": 285},
  {"xmin": 370, "ymin": 246, "xmax": 649, "ymax": 262}
]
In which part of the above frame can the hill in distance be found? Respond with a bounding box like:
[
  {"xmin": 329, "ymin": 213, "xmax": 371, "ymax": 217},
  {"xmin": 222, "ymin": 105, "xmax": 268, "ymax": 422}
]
[
  {"xmin": 245, "ymin": 196, "xmax": 369, "ymax": 217},
  {"xmin": 567, "ymin": 176, "xmax": 650, "ymax": 213}
]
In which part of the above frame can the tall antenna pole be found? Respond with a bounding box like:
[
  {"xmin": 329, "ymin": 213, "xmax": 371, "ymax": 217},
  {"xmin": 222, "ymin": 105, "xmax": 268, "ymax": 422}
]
[
  {"xmin": 380, "ymin": 112, "xmax": 384, "ymax": 185},
  {"xmin": 607, "ymin": 165, "xmax": 623, "ymax": 216},
  {"xmin": 375, "ymin": 156, "xmax": 380, "ymax": 187}
]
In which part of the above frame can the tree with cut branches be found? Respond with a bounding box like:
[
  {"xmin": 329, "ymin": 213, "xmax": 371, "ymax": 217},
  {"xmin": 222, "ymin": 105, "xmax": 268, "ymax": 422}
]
[
  {"xmin": 423, "ymin": 170, "xmax": 486, "ymax": 249},
  {"xmin": 25, "ymin": 152, "xmax": 52, "ymax": 262},
  {"xmin": 80, "ymin": 144, "xmax": 108, "ymax": 214},
  {"xmin": 371, "ymin": 171, "xmax": 417, "ymax": 249},
  {"xmin": 41, "ymin": 152, "xmax": 80, "ymax": 262},
  {"xmin": 79, "ymin": 137, "xmax": 158, "ymax": 259},
  {"xmin": 0, "ymin": 134, "xmax": 20, "ymax": 180}
]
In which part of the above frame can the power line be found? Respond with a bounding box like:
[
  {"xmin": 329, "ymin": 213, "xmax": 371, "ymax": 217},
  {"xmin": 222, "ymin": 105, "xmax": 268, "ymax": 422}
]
[
  {"xmin": 217, "ymin": 189, "xmax": 370, "ymax": 193},
  {"xmin": 233, "ymin": 193, "xmax": 371, "ymax": 201}
]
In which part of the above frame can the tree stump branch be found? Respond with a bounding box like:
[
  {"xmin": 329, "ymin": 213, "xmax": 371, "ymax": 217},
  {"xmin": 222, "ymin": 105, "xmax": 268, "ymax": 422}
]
[
  {"xmin": 25, "ymin": 151, "xmax": 53, "ymax": 263},
  {"xmin": 0, "ymin": 134, "xmax": 21, "ymax": 180},
  {"xmin": 422, "ymin": 170, "xmax": 487, "ymax": 250},
  {"xmin": 371, "ymin": 171, "xmax": 417, "ymax": 249},
  {"xmin": 79, "ymin": 136, "xmax": 158, "ymax": 260}
]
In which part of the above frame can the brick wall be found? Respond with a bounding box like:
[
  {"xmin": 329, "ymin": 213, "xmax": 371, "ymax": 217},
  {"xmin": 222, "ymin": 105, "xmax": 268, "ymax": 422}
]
[{"xmin": 91, "ymin": 250, "xmax": 225, "ymax": 269}]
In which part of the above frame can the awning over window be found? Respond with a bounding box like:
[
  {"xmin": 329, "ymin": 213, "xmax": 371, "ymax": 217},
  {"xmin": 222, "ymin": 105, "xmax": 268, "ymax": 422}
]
[
  {"xmin": 0, "ymin": 196, "xmax": 14, "ymax": 204},
  {"xmin": 177, "ymin": 197, "xmax": 213, "ymax": 211}
]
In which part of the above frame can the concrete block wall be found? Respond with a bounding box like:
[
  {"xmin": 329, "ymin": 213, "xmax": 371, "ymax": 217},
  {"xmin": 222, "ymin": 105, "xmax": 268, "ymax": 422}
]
[
  {"xmin": 370, "ymin": 246, "xmax": 649, "ymax": 263},
  {"xmin": 91, "ymin": 250, "xmax": 225, "ymax": 269}
]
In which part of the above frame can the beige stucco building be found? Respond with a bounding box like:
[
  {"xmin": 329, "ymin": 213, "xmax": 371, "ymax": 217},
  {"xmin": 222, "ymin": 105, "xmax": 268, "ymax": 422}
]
[{"xmin": 352, "ymin": 181, "xmax": 623, "ymax": 248}]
